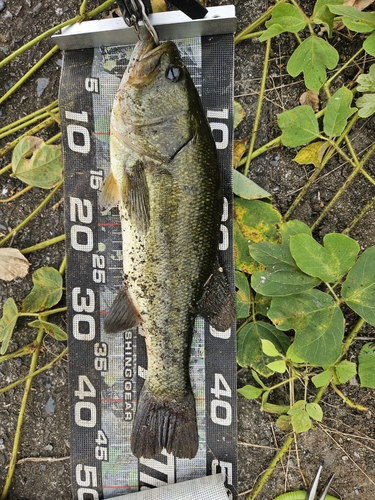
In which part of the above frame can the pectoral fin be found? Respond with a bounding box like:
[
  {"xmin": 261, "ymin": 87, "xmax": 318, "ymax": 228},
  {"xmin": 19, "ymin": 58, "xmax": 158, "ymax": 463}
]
[
  {"xmin": 99, "ymin": 171, "xmax": 120, "ymax": 210},
  {"xmin": 104, "ymin": 286, "xmax": 141, "ymax": 333},
  {"xmin": 197, "ymin": 263, "xmax": 236, "ymax": 332},
  {"xmin": 124, "ymin": 163, "xmax": 150, "ymax": 232}
]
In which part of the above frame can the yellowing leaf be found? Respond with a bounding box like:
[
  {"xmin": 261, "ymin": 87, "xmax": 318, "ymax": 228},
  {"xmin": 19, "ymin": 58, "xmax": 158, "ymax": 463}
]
[
  {"xmin": 233, "ymin": 139, "xmax": 248, "ymax": 168},
  {"xmin": 0, "ymin": 248, "xmax": 30, "ymax": 281},
  {"xmin": 234, "ymin": 101, "xmax": 246, "ymax": 129},
  {"xmin": 12, "ymin": 136, "xmax": 63, "ymax": 189},
  {"xmin": 294, "ymin": 141, "xmax": 329, "ymax": 168},
  {"xmin": 0, "ymin": 298, "xmax": 18, "ymax": 354},
  {"xmin": 29, "ymin": 320, "xmax": 68, "ymax": 341},
  {"xmin": 22, "ymin": 267, "xmax": 63, "ymax": 312},
  {"xmin": 151, "ymin": 0, "xmax": 167, "ymax": 13}
]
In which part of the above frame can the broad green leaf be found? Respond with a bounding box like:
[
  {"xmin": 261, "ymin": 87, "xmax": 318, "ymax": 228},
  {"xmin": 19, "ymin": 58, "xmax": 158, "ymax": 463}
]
[
  {"xmin": 363, "ymin": 32, "xmax": 375, "ymax": 57},
  {"xmin": 250, "ymin": 241, "xmax": 295, "ymax": 266},
  {"xmin": 0, "ymin": 298, "xmax": 18, "ymax": 354},
  {"xmin": 312, "ymin": 369, "xmax": 333, "ymax": 388},
  {"xmin": 261, "ymin": 339, "xmax": 282, "ymax": 357},
  {"xmin": 328, "ymin": 4, "xmax": 375, "ymax": 32},
  {"xmin": 356, "ymin": 64, "xmax": 375, "ymax": 92},
  {"xmin": 235, "ymin": 270, "xmax": 251, "ymax": 319},
  {"xmin": 259, "ymin": 3, "xmax": 306, "ymax": 41},
  {"xmin": 234, "ymin": 199, "xmax": 282, "ymax": 273},
  {"xmin": 294, "ymin": 141, "xmax": 330, "ymax": 168},
  {"xmin": 233, "ymin": 169, "xmax": 271, "ymax": 200},
  {"xmin": 290, "ymin": 233, "xmax": 359, "ymax": 282},
  {"xmin": 255, "ymin": 293, "xmax": 271, "ymax": 317},
  {"xmin": 279, "ymin": 219, "xmax": 312, "ymax": 244},
  {"xmin": 306, "ymin": 402, "xmax": 323, "ymax": 421},
  {"xmin": 286, "ymin": 343, "xmax": 305, "ymax": 363},
  {"xmin": 356, "ymin": 93, "xmax": 375, "ymax": 118},
  {"xmin": 268, "ymin": 289, "xmax": 344, "ymax": 366},
  {"xmin": 237, "ymin": 321, "xmax": 290, "ymax": 377},
  {"xmin": 22, "ymin": 267, "xmax": 63, "ymax": 312},
  {"xmin": 313, "ymin": 0, "xmax": 344, "ymax": 37},
  {"xmin": 291, "ymin": 409, "xmax": 312, "ymax": 433},
  {"xmin": 234, "ymin": 101, "xmax": 246, "ymax": 129},
  {"xmin": 358, "ymin": 343, "xmax": 375, "ymax": 388},
  {"xmin": 342, "ymin": 246, "xmax": 375, "ymax": 325},
  {"xmin": 251, "ymin": 262, "xmax": 320, "ymax": 297},
  {"xmin": 287, "ymin": 37, "xmax": 339, "ymax": 91},
  {"xmin": 238, "ymin": 384, "xmax": 264, "ymax": 400},
  {"xmin": 12, "ymin": 137, "xmax": 63, "ymax": 189},
  {"xmin": 267, "ymin": 359, "xmax": 287, "ymax": 373},
  {"xmin": 323, "ymin": 87, "xmax": 357, "ymax": 137},
  {"xmin": 28, "ymin": 320, "xmax": 68, "ymax": 341},
  {"xmin": 335, "ymin": 360, "xmax": 357, "ymax": 384},
  {"xmin": 288, "ymin": 400, "xmax": 306, "ymax": 415},
  {"xmin": 277, "ymin": 105, "xmax": 319, "ymax": 147}
]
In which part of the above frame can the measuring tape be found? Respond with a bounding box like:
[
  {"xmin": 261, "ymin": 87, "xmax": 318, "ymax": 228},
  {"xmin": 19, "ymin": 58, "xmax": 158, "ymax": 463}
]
[{"xmin": 59, "ymin": 32, "xmax": 236, "ymax": 499}]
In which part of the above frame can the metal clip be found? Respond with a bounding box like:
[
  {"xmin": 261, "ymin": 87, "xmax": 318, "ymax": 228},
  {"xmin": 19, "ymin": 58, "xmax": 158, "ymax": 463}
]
[{"xmin": 117, "ymin": 0, "xmax": 159, "ymax": 45}]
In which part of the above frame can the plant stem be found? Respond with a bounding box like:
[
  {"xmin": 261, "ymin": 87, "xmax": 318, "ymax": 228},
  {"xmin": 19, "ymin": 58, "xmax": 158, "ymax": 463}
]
[
  {"xmin": 0, "ymin": 342, "xmax": 37, "ymax": 364},
  {"xmin": 0, "ymin": 102, "xmax": 58, "ymax": 138},
  {"xmin": 17, "ymin": 307, "xmax": 67, "ymax": 319},
  {"xmin": 0, "ymin": 46, "xmax": 60, "ymax": 106},
  {"xmin": 0, "ymin": 185, "xmax": 33, "ymax": 202},
  {"xmin": 331, "ymin": 383, "xmax": 367, "ymax": 411},
  {"xmin": 0, "ymin": 0, "xmax": 115, "ymax": 69},
  {"xmin": 0, "ymin": 346, "xmax": 68, "ymax": 396},
  {"xmin": 343, "ymin": 195, "xmax": 375, "ymax": 235},
  {"xmin": 0, "ymin": 329, "xmax": 44, "ymax": 500},
  {"xmin": 0, "ymin": 180, "xmax": 63, "ymax": 247},
  {"xmin": 21, "ymin": 234, "xmax": 66, "ymax": 254},
  {"xmin": 235, "ymin": 9, "xmax": 274, "ymax": 45},
  {"xmin": 244, "ymin": 38, "xmax": 271, "ymax": 177}
]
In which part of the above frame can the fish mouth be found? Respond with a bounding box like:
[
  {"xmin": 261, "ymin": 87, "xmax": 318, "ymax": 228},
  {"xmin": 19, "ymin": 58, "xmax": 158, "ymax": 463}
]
[{"xmin": 128, "ymin": 34, "xmax": 181, "ymax": 86}]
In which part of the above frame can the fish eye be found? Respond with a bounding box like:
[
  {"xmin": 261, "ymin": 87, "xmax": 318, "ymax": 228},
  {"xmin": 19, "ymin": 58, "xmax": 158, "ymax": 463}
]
[{"xmin": 165, "ymin": 66, "xmax": 181, "ymax": 82}]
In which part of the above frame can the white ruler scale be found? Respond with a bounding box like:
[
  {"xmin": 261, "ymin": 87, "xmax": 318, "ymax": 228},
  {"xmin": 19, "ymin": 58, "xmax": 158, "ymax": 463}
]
[{"xmin": 54, "ymin": 7, "xmax": 237, "ymax": 499}]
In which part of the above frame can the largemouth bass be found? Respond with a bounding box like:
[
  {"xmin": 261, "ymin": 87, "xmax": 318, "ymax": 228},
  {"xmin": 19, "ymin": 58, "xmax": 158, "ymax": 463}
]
[{"xmin": 100, "ymin": 31, "xmax": 235, "ymax": 460}]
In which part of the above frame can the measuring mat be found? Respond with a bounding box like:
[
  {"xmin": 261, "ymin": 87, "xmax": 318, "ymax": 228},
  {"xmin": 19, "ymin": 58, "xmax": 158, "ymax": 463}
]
[{"xmin": 57, "ymin": 8, "xmax": 237, "ymax": 499}]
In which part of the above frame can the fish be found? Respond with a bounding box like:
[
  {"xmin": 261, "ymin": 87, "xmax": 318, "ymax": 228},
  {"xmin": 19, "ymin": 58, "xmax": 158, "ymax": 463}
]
[{"xmin": 99, "ymin": 30, "xmax": 235, "ymax": 460}]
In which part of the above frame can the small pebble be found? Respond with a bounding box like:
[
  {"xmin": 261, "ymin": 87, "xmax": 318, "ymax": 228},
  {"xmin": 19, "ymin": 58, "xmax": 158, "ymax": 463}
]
[
  {"xmin": 45, "ymin": 394, "xmax": 55, "ymax": 414},
  {"xmin": 3, "ymin": 10, "xmax": 12, "ymax": 19},
  {"xmin": 0, "ymin": 1, "xmax": 5, "ymax": 13},
  {"xmin": 32, "ymin": 2, "xmax": 42, "ymax": 16},
  {"xmin": 44, "ymin": 443, "xmax": 53, "ymax": 451},
  {"xmin": 36, "ymin": 77, "xmax": 49, "ymax": 97}
]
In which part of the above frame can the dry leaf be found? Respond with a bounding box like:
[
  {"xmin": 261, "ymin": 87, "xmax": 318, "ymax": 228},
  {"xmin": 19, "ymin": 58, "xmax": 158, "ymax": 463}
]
[
  {"xmin": 300, "ymin": 90, "xmax": 320, "ymax": 112},
  {"xmin": 105, "ymin": 7, "xmax": 122, "ymax": 19},
  {"xmin": 0, "ymin": 248, "xmax": 30, "ymax": 281},
  {"xmin": 344, "ymin": 0, "xmax": 375, "ymax": 11},
  {"xmin": 233, "ymin": 139, "xmax": 248, "ymax": 169}
]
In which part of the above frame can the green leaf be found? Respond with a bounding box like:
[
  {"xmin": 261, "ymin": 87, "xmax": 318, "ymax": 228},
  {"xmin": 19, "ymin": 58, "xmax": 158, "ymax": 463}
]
[
  {"xmin": 276, "ymin": 414, "xmax": 292, "ymax": 431},
  {"xmin": 261, "ymin": 392, "xmax": 290, "ymax": 414},
  {"xmin": 267, "ymin": 359, "xmax": 287, "ymax": 373},
  {"xmin": 313, "ymin": 0, "xmax": 344, "ymax": 37},
  {"xmin": 234, "ymin": 101, "xmax": 246, "ymax": 129},
  {"xmin": 233, "ymin": 169, "xmax": 271, "ymax": 200},
  {"xmin": 288, "ymin": 400, "xmax": 306, "ymax": 415},
  {"xmin": 328, "ymin": 4, "xmax": 375, "ymax": 33},
  {"xmin": 234, "ymin": 218, "xmax": 256, "ymax": 274},
  {"xmin": 287, "ymin": 37, "xmax": 339, "ymax": 91},
  {"xmin": 250, "ymin": 240, "xmax": 295, "ymax": 267},
  {"xmin": 290, "ymin": 233, "xmax": 359, "ymax": 282},
  {"xmin": 294, "ymin": 141, "xmax": 330, "ymax": 168},
  {"xmin": 235, "ymin": 271, "xmax": 251, "ymax": 319},
  {"xmin": 312, "ymin": 369, "xmax": 333, "ymax": 388},
  {"xmin": 323, "ymin": 87, "xmax": 357, "ymax": 137},
  {"xmin": 28, "ymin": 320, "xmax": 68, "ymax": 341},
  {"xmin": 255, "ymin": 293, "xmax": 271, "ymax": 317},
  {"xmin": 237, "ymin": 321, "xmax": 290, "ymax": 377},
  {"xmin": 356, "ymin": 64, "xmax": 375, "ymax": 92},
  {"xmin": 268, "ymin": 289, "xmax": 344, "ymax": 366},
  {"xmin": 342, "ymin": 246, "xmax": 375, "ymax": 326},
  {"xmin": 277, "ymin": 105, "xmax": 319, "ymax": 147},
  {"xmin": 358, "ymin": 343, "xmax": 375, "ymax": 388},
  {"xmin": 334, "ymin": 360, "xmax": 357, "ymax": 384},
  {"xmin": 238, "ymin": 384, "xmax": 264, "ymax": 400},
  {"xmin": 291, "ymin": 409, "xmax": 312, "ymax": 433},
  {"xmin": 363, "ymin": 32, "xmax": 375, "ymax": 57},
  {"xmin": 306, "ymin": 402, "xmax": 323, "ymax": 422},
  {"xmin": 261, "ymin": 339, "xmax": 282, "ymax": 357},
  {"xmin": 0, "ymin": 298, "xmax": 18, "ymax": 355},
  {"xmin": 259, "ymin": 3, "xmax": 306, "ymax": 42},
  {"xmin": 286, "ymin": 343, "xmax": 305, "ymax": 363},
  {"xmin": 251, "ymin": 261, "xmax": 320, "ymax": 297},
  {"xmin": 12, "ymin": 137, "xmax": 63, "ymax": 189},
  {"xmin": 356, "ymin": 94, "xmax": 375, "ymax": 118},
  {"xmin": 22, "ymin": 267, "xmax": 63, "ymax": 312},
  {"xmin": 279, "ymin": 219, "xmax": 312, "ymax": 244}
]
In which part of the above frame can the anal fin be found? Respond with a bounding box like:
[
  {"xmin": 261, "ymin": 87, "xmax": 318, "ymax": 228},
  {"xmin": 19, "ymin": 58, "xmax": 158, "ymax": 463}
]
[
  {"xmin": 104, "ymin": 286, "xmax": 141, "ymax": 333},
  {"xmin": 197, "ymin": 262, "xmax": 236, "ymax": 332}
]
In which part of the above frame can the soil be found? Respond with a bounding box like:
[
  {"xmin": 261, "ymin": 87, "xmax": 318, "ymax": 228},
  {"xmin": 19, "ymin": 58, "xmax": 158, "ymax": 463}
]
[{"xmin": 0, "ymin": 0, "xmax": 375, "ymax": 499}]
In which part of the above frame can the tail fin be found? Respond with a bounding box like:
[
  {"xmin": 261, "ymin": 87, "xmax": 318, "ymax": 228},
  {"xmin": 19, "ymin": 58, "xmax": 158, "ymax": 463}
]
[{"xmin": 131, "ymin": 386, "xmax": 198, "ymax": 459}]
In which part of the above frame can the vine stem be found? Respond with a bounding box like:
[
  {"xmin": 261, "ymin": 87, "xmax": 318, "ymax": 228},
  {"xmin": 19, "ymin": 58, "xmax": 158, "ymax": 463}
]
[
  {"xmin": 0, "ymin": 102, "xmax": 58, "ymax": 138},
  {"xmin": 244, "ymin": 37, "xmax": 271, "ymax": 177},
  {"xmin": 234, "ymin": 8, "xmax": 273, "ymax": 45},
  {"xmin": 21, "ymin": 234, "xmax": 66, "ymax": 254},
  {"xmin": 0, "ymin": 180, "xmax": 63, "ymax": 247},
  {"xmin": 0, "ymin": 328, "xmax": 44, "ymax": 500}
]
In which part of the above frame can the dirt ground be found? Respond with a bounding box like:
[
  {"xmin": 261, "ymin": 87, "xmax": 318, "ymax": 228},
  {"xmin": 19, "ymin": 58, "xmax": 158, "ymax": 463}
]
[{"xmin": 0, "ymin": 0, "xmax": 375, "ymax": 499}]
